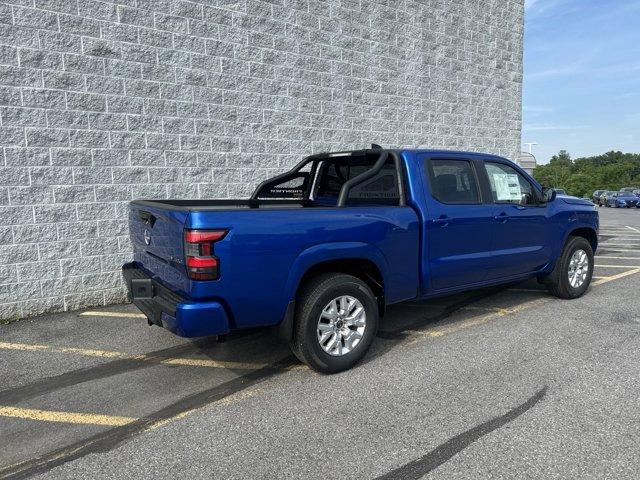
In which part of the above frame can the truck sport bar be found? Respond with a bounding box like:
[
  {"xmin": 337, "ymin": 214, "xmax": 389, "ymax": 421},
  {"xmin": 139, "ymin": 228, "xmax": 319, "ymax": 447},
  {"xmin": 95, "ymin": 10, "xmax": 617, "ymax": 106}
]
[
  {"xmin": 336, "ymin": 150, "xmax": 388, "ymax": 206},
  {"xmin": 250, "ymin": 149, "xmax": 405, "ymax": 207}
]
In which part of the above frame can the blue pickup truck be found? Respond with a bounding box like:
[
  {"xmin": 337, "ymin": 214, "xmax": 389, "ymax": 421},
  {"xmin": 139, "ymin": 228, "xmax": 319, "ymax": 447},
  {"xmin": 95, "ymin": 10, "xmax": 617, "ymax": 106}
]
[{"xmin": 123, "ymin": 148, "xmax": 598, "ymax": 373}]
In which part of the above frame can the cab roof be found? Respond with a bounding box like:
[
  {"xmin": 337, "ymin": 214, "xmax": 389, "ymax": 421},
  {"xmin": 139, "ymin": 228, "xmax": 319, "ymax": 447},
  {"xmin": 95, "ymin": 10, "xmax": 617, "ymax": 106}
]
[{"xmin": 313, "ymin": 148, "xmax": 511, "ymax": 163}]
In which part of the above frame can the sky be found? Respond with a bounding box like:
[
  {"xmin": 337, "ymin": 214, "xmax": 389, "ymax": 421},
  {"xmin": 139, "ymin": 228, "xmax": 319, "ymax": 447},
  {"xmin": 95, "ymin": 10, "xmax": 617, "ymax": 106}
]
[{"xmin": 522, "ymin": 0, "xmax": 640, "ymax": 164}]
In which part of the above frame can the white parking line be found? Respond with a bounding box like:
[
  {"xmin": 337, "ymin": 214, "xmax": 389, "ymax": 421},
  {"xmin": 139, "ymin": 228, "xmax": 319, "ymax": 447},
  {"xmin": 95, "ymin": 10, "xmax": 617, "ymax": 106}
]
[
  {"xmin": 597, "ymin": 244, "xmax": 640, "ymax": 248},
  {"xmin": 594, "ymin": 264, "xmax": 640, "ymax": 268},
  {"xmin": 600, "ymin": 236, "xmax": 640, "ymax": 239},
  {"xmin": 597, "ymin": 248, "xmax": 640, "ymax": 252},
  {"xmin": 627, "ymin": 226, "xmax": 640, "ymax": 233}
]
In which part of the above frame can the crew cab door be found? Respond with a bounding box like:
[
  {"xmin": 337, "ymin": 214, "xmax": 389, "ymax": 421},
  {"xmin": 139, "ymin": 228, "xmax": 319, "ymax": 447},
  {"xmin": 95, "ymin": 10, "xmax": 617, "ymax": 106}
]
[
  {"xmin": 420, "ymin": 155, "xmax": 494, "ymax": 291},
  {"xmin": 478, "ymin": 160, "xmax": 552, "ymax": 279}
]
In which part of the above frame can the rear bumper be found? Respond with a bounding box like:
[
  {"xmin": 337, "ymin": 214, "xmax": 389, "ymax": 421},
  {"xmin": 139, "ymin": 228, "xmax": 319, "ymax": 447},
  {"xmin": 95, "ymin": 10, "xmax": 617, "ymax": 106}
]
[{"xmin": 122, "ymin": 262, "xmax": 230, "ymax": 338}]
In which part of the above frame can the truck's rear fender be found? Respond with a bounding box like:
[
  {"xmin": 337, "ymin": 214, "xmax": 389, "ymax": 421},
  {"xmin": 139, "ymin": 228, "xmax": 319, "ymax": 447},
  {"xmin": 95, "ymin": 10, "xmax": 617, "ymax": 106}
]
[{"xmin": 284, "ymin": 242, "xmax": 390, "ymax": 307}]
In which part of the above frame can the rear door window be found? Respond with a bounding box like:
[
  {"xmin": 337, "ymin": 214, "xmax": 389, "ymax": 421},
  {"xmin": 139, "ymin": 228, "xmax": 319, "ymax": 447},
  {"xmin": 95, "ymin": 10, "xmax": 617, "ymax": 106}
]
[{"xmin": 426, "ymin": 159, "xmax": 480, "ymax": 204}]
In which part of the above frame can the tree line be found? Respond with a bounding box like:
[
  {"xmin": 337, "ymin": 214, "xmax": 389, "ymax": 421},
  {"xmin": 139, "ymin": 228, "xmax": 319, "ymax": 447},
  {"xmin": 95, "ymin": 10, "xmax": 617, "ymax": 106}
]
[{"xmin": 532, "ymin": 150, "xmax": 640, "ymax": 198}]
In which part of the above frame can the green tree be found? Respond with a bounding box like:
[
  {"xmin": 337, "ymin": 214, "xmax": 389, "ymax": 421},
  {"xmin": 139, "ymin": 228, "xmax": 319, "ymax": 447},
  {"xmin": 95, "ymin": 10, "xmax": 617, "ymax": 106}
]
[
  {"xmin": 549, "ymin": 150, "xmax": 573, "ymax": 168},
  {"xmin": 532, "ymin": 150, "xmax": 640, "ymax": 197}
]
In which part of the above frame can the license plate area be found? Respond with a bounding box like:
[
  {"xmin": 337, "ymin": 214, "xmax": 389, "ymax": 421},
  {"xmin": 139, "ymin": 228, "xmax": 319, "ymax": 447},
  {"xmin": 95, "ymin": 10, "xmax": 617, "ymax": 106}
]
[{"xmin": 131, "ymin": 278, "xmax": 154, "ymax": 299}]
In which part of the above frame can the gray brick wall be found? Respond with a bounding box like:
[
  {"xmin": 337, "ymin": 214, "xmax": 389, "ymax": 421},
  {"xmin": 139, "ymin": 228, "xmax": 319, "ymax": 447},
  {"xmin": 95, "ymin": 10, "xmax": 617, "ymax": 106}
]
[{"xmin": 0, "ymin": 0, "xmax": 524, "ymax": 321}]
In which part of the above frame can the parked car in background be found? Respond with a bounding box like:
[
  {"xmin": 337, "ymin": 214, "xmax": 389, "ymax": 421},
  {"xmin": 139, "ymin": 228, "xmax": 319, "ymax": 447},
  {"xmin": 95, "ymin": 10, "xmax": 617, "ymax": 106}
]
[
  {"xmin": 633, "ymin": 189, "xmax": 640, "ymax": 198},
  {"xmin": 619, "ymin": 187, "xmax": 639, "ymax": 194},
  {"xmin": 592, "ymin": 190, "xmax": 605, "ymax": 203},
  {"xmin": 598, "ymin": 191, "xmax": 615, "ymax": 206},
  {"xmin": 607, "ymin": 192, "xmax": 640, "ymax": 208},
  {"xmin": 553, "ymin": 188, "xmax": 568, "ymax": 195},
  {"xmin": 123, "ymin": 147, "xmax": 599, "ymax": 373}
]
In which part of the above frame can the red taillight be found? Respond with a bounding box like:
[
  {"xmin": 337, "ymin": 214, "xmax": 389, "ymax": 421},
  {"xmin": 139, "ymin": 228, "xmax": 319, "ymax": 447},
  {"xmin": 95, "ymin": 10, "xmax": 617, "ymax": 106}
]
[
  {"xmin": 184, "ymin": 229, "xmax": 227, "ymax": 280},
  {"xmin": 185, "ymin": 230, "xmax": 226, "ymax": 243}
]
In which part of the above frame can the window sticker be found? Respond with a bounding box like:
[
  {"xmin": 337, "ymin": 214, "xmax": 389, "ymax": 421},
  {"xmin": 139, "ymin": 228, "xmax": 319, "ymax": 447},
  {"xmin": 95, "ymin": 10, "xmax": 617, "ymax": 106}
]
[{"xmin": 493, "ymin": 173, "xmax": 521, "ymax": 201}]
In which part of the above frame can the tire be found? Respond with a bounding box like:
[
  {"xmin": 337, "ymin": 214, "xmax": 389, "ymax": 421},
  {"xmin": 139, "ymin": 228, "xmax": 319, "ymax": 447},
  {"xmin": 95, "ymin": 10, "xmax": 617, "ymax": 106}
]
[
  {"xmin": 290, "ymin": 273, "xmax": 379, "ymax": 374},
  {"xmin": 544, "ymin": 236, "xmax": 594, "ymax": 299}
]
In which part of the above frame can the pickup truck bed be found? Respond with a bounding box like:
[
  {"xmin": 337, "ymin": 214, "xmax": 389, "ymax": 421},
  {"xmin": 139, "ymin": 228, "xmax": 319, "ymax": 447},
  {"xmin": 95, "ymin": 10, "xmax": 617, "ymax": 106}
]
[
  {"xmin": 132, "ymin": 199, "xmax": 312, "ymax": 210},
  {"xmin": 123, "ymin": 148, "xmax": 598, "ymax": 373}
]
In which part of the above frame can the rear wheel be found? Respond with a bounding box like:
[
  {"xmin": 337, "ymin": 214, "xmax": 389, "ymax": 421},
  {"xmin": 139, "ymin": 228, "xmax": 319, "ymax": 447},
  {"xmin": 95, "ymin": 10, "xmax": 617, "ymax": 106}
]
[
  {"xmin": 544, "ymin": 236, "xmax": 593, "ymax": 299},
  {"xmin": 290, "ymin": 273, "xmax": 378, "ymax": 374}
]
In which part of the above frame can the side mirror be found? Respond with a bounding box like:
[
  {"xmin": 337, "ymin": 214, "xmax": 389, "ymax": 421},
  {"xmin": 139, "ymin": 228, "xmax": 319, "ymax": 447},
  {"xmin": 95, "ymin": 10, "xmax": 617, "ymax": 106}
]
[{"xmin": 541, "ymin": 186, "xmax": 556, "ymax": 203}]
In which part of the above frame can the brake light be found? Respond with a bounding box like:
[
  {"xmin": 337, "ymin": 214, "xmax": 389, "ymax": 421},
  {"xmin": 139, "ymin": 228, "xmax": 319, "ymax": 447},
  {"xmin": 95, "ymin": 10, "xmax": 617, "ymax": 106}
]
[{"xmin": 184, "ymin": 229, "xmax": 227, "ymax": 280}]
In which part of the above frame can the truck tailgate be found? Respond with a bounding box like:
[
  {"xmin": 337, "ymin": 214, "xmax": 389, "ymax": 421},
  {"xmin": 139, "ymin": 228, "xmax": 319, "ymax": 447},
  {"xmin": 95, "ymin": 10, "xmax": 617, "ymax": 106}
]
[{"xmin": 128, "ymin": 202, "xmax": 190, "ymax": 294}]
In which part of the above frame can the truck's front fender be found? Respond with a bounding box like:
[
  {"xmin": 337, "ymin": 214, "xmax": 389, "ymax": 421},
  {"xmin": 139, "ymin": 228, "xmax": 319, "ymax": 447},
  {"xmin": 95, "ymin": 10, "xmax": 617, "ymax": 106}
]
[{"xmin": 282, "ymin": 242, "xmax": 391, "ymax": 305}]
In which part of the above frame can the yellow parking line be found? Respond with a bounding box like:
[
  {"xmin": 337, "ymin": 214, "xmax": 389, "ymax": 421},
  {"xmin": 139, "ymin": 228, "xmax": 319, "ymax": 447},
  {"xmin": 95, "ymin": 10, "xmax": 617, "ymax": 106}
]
[
  {"xmin": 593, "ymin": 268, "xmax": 640, "ymax": 285},
  {"xmin": 409, "ymin": 298, "xmax": 550, "ymax": 339},
  {"xmin": 160, "ymin": 358, "xmax": 267, "ymax": 370},
  {"xmin": 145, "ymin": 387, "xmax": 264, "ymax": 432},
  {"xmin": 57, "ymin": 346, "xmax": 127, "ymax": 358},
  {"xmin": 461, "ymin": 305, "xmax": 515, "ymax": 314},
  {"xmin": 407, "ymin": 298, "xmax": 551, "ymax": 343},
  {"xmin": 0, "ymin": 342, "xmax": 48, "ymax": 352},
  {"xmin": 0, "ymin": 406, "xmax": 136, "ymax": 426},
  {"xmin": 508, "ymin": 288, "xmax": 546, "ymax": 293},
  {"xmin": 409, "ymin": 267, "xmax": 640, "ymax": 342},
  {"xmin": 0, "ymin": 342, "xmax": 124, "ymax": 358},
  {"xmin": 79, "ymin": 311, "xmax": 147, "ymax": 319},
  {"xmin": 0, "ymin": 342, "xmax": 266, "ymax": 370}
]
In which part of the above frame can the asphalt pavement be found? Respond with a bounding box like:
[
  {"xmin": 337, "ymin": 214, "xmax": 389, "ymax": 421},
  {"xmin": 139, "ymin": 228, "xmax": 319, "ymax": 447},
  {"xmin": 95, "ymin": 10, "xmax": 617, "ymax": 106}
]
[{"xmin": 1, "ymin": 206, "xmax": 639, "ymax": 479}]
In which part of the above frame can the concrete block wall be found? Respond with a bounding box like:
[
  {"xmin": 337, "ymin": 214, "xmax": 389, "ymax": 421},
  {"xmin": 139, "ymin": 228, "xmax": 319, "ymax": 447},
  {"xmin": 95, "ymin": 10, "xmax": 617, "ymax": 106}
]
[{"xmin": 0, "ymin": 0, "xmax": 524, "ymax": 321}]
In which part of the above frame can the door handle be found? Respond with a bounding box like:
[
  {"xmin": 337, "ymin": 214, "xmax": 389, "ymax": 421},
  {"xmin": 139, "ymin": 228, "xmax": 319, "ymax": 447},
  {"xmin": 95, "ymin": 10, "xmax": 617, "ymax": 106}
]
[
  {"xmin": 494, "ymin": 213, "xmax": 509, "ymax": 223},
  {"xmin": 433, "ymin": 215, "xmax": 450, "ymax": 227}
]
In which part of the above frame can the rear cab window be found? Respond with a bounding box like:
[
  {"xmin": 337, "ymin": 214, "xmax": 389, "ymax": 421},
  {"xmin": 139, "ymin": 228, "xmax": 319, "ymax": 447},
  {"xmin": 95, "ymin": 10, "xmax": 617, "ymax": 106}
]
[
  {"xmin": 313, "ymin": 154, "xmax": 400, "ymax": 205},
  {"xmin": 425, "ymin": 159, "xmax": 480, "ymax": 204}
]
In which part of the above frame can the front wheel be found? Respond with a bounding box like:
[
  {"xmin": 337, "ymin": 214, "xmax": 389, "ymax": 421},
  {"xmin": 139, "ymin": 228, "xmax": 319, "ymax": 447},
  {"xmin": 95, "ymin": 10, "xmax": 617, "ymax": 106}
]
[
  {"xmin": 544, "ymin": 236, "xmax": 594, "ymax": 299},
  {"xmin": 290, "ymin": 273, "xmax": 379, "ymax": 374}
]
